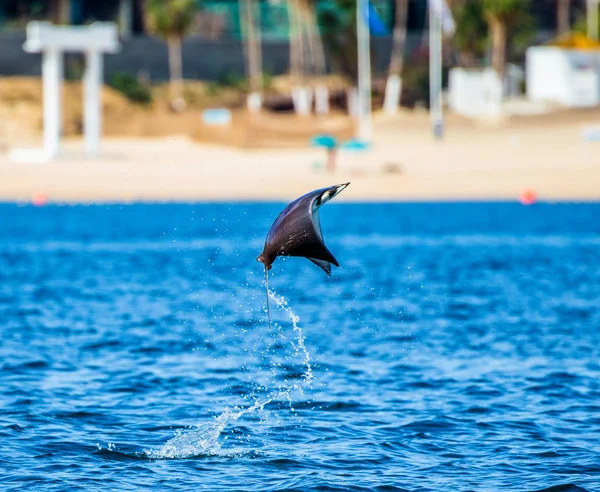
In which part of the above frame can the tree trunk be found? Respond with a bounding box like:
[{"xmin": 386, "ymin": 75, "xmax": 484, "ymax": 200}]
[
  {"xmin": 246, "ymin": 0, "xmax": 262, "ymax": 94},
  {"xmin": 118, "ymin": 0, "xmax": 134, "ymax": 38},
  {"xmin": 240, "ymin": 0, "xmax": 263, "ymax": 112},
  {"xmin": 309, "ymin": 4, "xmax": 326, "ymax": 77},
  {"xmin": 557, "ymin": 0, "xmax": 571, "ymax": 35},
  {"xmin": 303, "ymin": 1, "xmax": 328, "ymax": 114},
  {"xmin": 297, "ymin": 0, "xmax": 325, "ymax": 76},
  {"xmin": 384, "ymin": 0, "xmax": 408, "ymax": 114},
  {"xmin": 488, "ymin": 15, "xmax": 506, "ymax": 79},
  {"xmin": 288, "ymin": 0, "xmax": 302, "ymax": 83},
  {"xmin": 289, "ymin": 0, "xmax": 306, "ymax": 114},
  {"xmin": 388, "ymin": 0, "xmax": 409, "ymax": 76},
  {"xmin": 167, "ymin": 34, "xmax": 184, "ymax": 107},
  {"xmin": 300, "ymin": 3, "xmax": 316, "ymax": 77},
  {"xmin": 59, "ymin": 0, "xmax": 71, "ymax": 24},
  {"xmin": 50, "ymin": 0, "xmax": 71, "ymax": 24}
]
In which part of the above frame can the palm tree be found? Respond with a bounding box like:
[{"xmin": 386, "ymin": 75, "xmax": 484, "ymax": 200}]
[
  {"xmin": 289, "ymin": 0, "xmax": 304, "ymax": 88},
  {"xmin": 573, "ymin": 5, "xmax": 600, "ymax": 38},
  {"xmin": 50, "ymin": 0, "xmax": 71, "ymax": 24},
  {"xmin": 319, "ymin": 0, "xmax": 358, "ymax": 81},
  {"xmin": 288, "ymin": 0, "xmax": 328, "ymax": 115},
  {"xmin": 302, "ymin": 0, "xmax": 328, "ymax": 114},
  {"xmin": 145, "ymin": 0, "xmax": 196, "ymax": 110},
  {"xmin": 383, "ymin": 0, "xmax": 408, "ymax": 114},
  {"xmin": 301, "ymin": 0, "xmax": 327, "ymax": 80},
  {"xmin": 239, "ymin": 0, "xmax": 263, "ymax": 112},
  {"xmin": 452, "ymin": 0, "xmax": 487, "ymax": 66},
  {"xmin": 481, "ymin": 0, "xmax": 531, "ymax": 78}
]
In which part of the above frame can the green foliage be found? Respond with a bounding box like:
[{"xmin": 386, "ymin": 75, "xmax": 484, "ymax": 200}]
[
  {"xmin": 217, "ymin": 71, "xmax": 249, "ymax": 91},
  {"xmin": 481, "ymin": 0, "xmax": 529, "ymax": 18},
  {"xmin": 145, "ymin": 0, "xmax": 197, "ymax": 38},
  {"xmin": 399, "ymin": 52, "xmax": 450, "ymax": 109},
  {"xmin": 65, "ymin": 56, "xmax": 85, "ymax": 81},
  {"xmin": 401, "ymin": 62, "xmax": 430, "ymax": 108},
  {"xmin": 573, "ymin": 10, "xmax": 600, "ymax": 35},
  {"xmin": 205, "ymin": 81, "xmax": 222, "ymax": 97},
  {"xmin": 481, "ymin": 0, "xmax": 535, "ymax": 45},
  {"xmin": 208, "ymin": 71, "xmax": 272, "ymax": 94},
  {"xmin": 318, "ymin": 0, "xmax": 358, "ymax": 80},
  {"xmin": 452, "ymin": 0, "xmax": 535, "ymax": 65},
  {"xmin": 452, "ymin": 2, "xmax": 488, "ymax": 63},
  {"xmin": 484, "ymin": 0, "xmax": 535, "ymax": 62},
  {"xmin": 508, "ymin": 8, "xmax": 536, "ymax": 58},
  {"xmin": 262, "ymin": 71, "xmax": 274, "ymax": 91},
  {"xmin": 108, "ymin": 73, "xmax": 153, "ymax": 105}
]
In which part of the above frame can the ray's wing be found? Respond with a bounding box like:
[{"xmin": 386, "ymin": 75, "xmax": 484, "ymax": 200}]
[
  {"xmin": 307, "ymin": 257, "xmax": 332, "ymax": 276},
  {"xmin": 266, "ymin": 188, "xmax": 339, "ymax": 266},
  {"xmin": 312, "ymin": 202, "xmax": 324, "ymax": 243}
]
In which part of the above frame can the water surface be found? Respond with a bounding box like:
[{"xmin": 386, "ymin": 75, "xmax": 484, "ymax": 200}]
[{"xmin": 1, "ymin": 202, "xmax": 599, "ymax": 491}]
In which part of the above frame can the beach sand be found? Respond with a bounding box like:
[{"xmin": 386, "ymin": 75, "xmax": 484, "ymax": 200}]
[{"xmin": 1, "ymin": 109, "xmax": 599, "ymax": 203}]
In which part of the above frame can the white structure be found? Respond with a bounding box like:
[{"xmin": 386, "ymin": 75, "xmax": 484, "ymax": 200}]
[
  {"xmin": 526, "ymin": 46, "xmax": 600, "ymax": 108},
  {"xmin": 588, "ymin": 0, "xmax": 599, "ymax": 40},
  {"xmin": 246, "ymin": 92, "xmax": 263, "ymax": 114},
  {"xmin": 505, "ymin": 64, "xmax": 525, "ymax": 98},
  {"xmin": 10, "ymin": 22, "xmax": 119, "ymax": 163},
  {"xmin": 356, "ymin": 0, "xmax": 372, "ymax": 142},
  {"xmin": 118, "ymin": 0, "xmax": 134, "ymax": 38},
  {"xmin": 291, "ymin": 87, "xmax": 313, "ymax": 116},
  {"xmin": 448, "ymin": 68, "xmax": 503, "ymax": 118},
  {"xmin": 314, "ymin": 85, "xmax": 329, "ymax": 115},
  {"xmin": 429, "ymin": 0, "xmax": 455, "ymax": 138}
]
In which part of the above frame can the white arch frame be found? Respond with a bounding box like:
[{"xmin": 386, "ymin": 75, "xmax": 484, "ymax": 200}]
[{"xmin": 10, "ymin": 22, "xmax": 120, "ymax": 163}]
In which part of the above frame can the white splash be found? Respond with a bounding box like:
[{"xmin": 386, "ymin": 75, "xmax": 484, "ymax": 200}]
[
  {"xmin": 147, "ymin": 400, "xmax": 268, "ymax": 459},
  {"xmin": 148, "ymin": 289, "xmax": 313, "ymax": 459},
  {"xmin": 267, "ymin": 289, "xmax": 314, "ymax": 387}
]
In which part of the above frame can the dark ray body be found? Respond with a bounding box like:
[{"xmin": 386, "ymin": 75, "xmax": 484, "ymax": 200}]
[{"xmin": 257, "ymin": 182, "xmax": 349, "ymax": 276}]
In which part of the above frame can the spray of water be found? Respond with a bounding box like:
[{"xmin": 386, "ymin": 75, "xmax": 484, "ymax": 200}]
[
  {"xmin": 265, "ymin": 266, "xmax": 272, "ymax": 330},
  {"xmin": 267, "ymin": 289, "xmax": 314, "ymax": 386},
  {"xmin": 147, "ymin": 399, "xmax": 268, "ymax": 459},
  {"xmin": 147, "ymin": 288, "xmax": 313, "ymax": 459}
]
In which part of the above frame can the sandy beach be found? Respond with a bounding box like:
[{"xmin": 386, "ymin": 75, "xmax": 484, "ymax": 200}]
[{"xmin": 1, "ymin": 108, "xmax": 599, "ymax": 203}]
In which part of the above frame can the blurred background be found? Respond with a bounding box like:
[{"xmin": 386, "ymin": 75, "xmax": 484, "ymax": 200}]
[
  {"xmin": 0, "ymin": 0, "xmax": 599, "ymax": 201},
  {"xmin": 2, "ymin": 3, "xmax": 600, "ymax": 489}
]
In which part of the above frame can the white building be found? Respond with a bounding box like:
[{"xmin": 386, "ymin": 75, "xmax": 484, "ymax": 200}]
[
  {"xmin": 526, "ymin": 36, "xmax": 600, "ymax": 108},
  {"xmin": 448, "ymin": 67, "xmax": 504, "ymax": 118}
]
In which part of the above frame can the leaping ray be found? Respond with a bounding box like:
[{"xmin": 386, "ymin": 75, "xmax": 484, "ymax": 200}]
[{"xmin": 257, "ymin": 183, "xmax": 350, "ymax": 327}]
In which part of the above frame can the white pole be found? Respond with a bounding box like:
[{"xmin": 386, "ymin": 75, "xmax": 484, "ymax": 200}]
[
  {"xmin": 356, "ymin": 0, "xmax": 372, "ymax": 142},
  {"xmin": 588, "ymin": 0, "xmax": 599, "ymax": 40},
  {"xmin": 84, "ymin": 50, "xmax": 102, "ymax": 157},
  {"xmin": 315, "ymin": 84, "xmax": 329, "ymax": 115},
  {"xmin": 429, "ymin": 0, "xmax": 443, "ymax": 139},
  {"xmin": 118, "ymin": 0, "xmax": 133, "ymax": 38},
  {"xmin": 42, "ymin": 48, "xmax": 62, "ymax": 158}
]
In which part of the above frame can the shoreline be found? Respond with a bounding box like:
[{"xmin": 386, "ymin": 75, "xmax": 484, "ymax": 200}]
[
  {"xmin": 1, "ymin": 199, "xmax": 599, "ymax": 206},
  {"xmin": 2, "ymin": 111, "xmax": 600, "ymax": 204},
  {"xmin": 1, "ymin": 184, "xmax": 599, "ymax": 206}
]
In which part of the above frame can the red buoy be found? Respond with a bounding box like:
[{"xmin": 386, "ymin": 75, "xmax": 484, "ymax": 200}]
[
  {"xmin": 520, "ymin": 189, "xmax": 537, "ymax": 206},
  {"xmin": 32, "ymin": 192, "xmax": 48, "ymax": 207}
]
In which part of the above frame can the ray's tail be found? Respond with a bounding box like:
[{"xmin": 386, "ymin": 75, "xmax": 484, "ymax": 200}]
[{"xmin": 264, "ymin": 266, "xmax": 272, "ymax": 330}]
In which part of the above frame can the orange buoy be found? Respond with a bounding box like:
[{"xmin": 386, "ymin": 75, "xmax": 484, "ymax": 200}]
[
  {"xmin": 32, "ymin": 192, "xmax": 48, "ymax": 207},
  {"xmin": 520, "ymin": 189, "xmax": 537, "ymax": 206}
]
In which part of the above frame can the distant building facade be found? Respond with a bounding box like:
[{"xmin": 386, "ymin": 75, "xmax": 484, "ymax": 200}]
[
  {"xmin": 0, "ymin": 0, "xmax": 590, "ymax": 39},
  {"xmin": 0, "ymin": 0, "xmax": 593, "ymax": 82},
  {"xmin": 0, "ymin": 0, "xmax": 144, "ymax": 36}
]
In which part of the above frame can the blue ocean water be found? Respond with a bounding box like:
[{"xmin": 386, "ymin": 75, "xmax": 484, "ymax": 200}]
[{"xmin": 1, "ymin": 202, "xmax": 599, "ymax": 491}]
